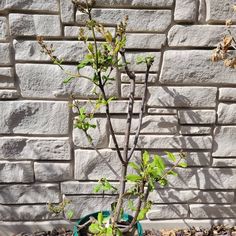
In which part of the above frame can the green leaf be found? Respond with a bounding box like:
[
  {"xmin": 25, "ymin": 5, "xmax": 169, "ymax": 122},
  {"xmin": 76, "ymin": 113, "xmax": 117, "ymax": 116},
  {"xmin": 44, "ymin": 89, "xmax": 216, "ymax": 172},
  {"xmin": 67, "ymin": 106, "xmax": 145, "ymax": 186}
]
[
  {"xmin": 106, "ymin": 226, "xmax": 113, "ymax": 236},
  {"xmin": 126, "ymin": 174, "xmax": 142, "ymax": 182},
  {"xmin": 168, "ymin": 170, "xmax": 178, "ymax": 176},
  {"xmin": 88, "ymin": 43, "xmax": 94, "ymax": 53},
  {"xmin": 97, "ymin": 212, "xmax": 103, "ymax": 226},
  {"xmin": 63, "ymin": 76, "xmax": 75, "ymax": 84},
  {"xmin": 159, "ymin": 178, "xmax": 168, "ymax": 186},
  {"xmin": 66, "ymin": 210, "xmax": 74, "ymax": 220},
  {"xmin": 165, "ymin": 151, "xmax": 176, "ymax": 162},
  {"xmin": 142, "ymin": 151, "xmax": 150, "ymax": 166},
  {"xmin": 129, "ymin": 162, "xmax": 140, "ymax": 173},
  {"xmin": 154, "ymin": 155, "xmax": 166, "ymax": 172},
  {"xmin": 89, "ymin": 223, "xmax": 100, "ymax": 234},
  {"xmin": 128, "ymin": 200, "xmax": 136, "ymax": 211},
  {"xmin": 178, "ymin": 161, "xmax": 187, "ymax": 168}
]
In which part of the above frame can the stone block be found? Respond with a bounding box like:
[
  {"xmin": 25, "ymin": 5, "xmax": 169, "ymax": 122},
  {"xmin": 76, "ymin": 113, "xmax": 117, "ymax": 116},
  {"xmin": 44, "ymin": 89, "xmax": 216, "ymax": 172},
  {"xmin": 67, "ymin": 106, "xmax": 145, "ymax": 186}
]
[
  {"xmin": 213, "ymin": 158, "xmax": 236, "ymax": 167},
  {"xmin": 0, "ymin": 17, "xmax": 8, "ymax": 40},
  {"xmin": 0, "ymin": 161, "xmax": 33, "ymax": 183},
  {"xmin": 121, "ymin": 84, "xmax": 145, "ymax": 98},
  {"xmin": 111, "ymin": 115, "xmax": 178, "ymax": 134},
  {"xmin": 160, "ymin": 50, "xmax": 236, "ymax": 84},
  {"xmin": 168, "ymin": 25, "xmax": 236, "ymax": 47},
  {"xmin": 206, "ymin": 0, "xmax": 236, "ymax": 23},
  {"xmin": 60, "ymin": 0, "xmax": 74, "ymax": 23},
  {"xmin": 148, "ymin": 86, "xmax": 217, "ymax": 108},
  {"xmin": 0, "ymin": 0, "xmax": 59, "ymax": 12},
  {"xmin": 126, "ymin": 33, "xmax": 166, "ymax": 49},
  {"xmin": 0, "ymin": 90, "xmax": 19, "ymax": 100},
  {"xmin": 94, "ymin": 0, "xmax": 174, "ymax": 8},
  {"xmin": 73, "ymin": 118, "xmax": 108, "ymax": 148},
  {"xmin": 0, "ymin": 184, "xmax": 60, "ymax": 204},
  {"xmin": 178, "ymin": 110, "xmax": 216, "ymax": 124},
  {"xmin": 190, "ymin": 204, "xmax": 236, "ymax": 218},
  {"xmin": 0, "ymin": 205, "xmax": 61, "ymax": 221},
  {"xmin": 148, "ymin": 108, "xmax": 177, "ymax": 114},
  {"xmin": 213, "ymin": 126, "xmax": 236, "ymax": 157},
  {"xmin": 174, "ymin": 0, "xmax": 197, "ymax": 22},
  {"xmin": 109, "ymin": 135, "xmax": 212, "ymax": 150},
  {"xmin": 121, "ymin": 73, "xmax": 157, "ymax": 83},
  {"xmin": 180, "ymin": 126, "xmax": 212, "ymax": 135},
  {"xmin": 150, "ymin": 190, "xmax": 234, "ymax": 204},
  {"xmin": 66, "ymin": 196, "xmax": 117, "ymax": 218},
  {"xmin": 0, "ymin": 67, "xmax": 14, "ymax": 88},
  {"xmin": 0, "ymin": 137, "xmax": 70, "ymax": 160},
  {"xmin": 64, "ymin": 26, "xmax": 116, "ymax": 38},
  {"xmin": 218, "ymin": 103, "xmax": 236, "ymax": 124},
  {"xmin": 9, "ymin": 14, "xmax": 61, "ymax": 36},
  {"xmin": 0, "ymin": 43, "xmax": 11, "ymax": 65},
  {"xmin": 73, "ymin": 100, "xmax": 142, "ymax": 114},
  {"xmin": 14, "ymin": 40, "xmax": 87, "ymax": 62},
  {"xmin": 147, "ymin": 204, "xmax": 188, "ymax": 220},
  {"xmin": 219, "ymin": 88, "xmax": 236, "ymax": 101},
  {"xmin": 0, "ymin": 101, "xmax": 69, "ymax": 135},
  {"xmin": 16, "ymin": 64, "xmax": 118, "ymax": 99},
  {"xmin": 74, "ymin": 149, "xmax": 141, "ymax": 180},
  {"xmin": 198, "ymin": 168, "xmax": 236, "ymax": 189},
  {"xmin": 76, "ymin": 9, "xmax": 172, "ymax": 32},
  {"xmin": 34, "ymin": 162, "xmax": 71, "ymax": 182}
]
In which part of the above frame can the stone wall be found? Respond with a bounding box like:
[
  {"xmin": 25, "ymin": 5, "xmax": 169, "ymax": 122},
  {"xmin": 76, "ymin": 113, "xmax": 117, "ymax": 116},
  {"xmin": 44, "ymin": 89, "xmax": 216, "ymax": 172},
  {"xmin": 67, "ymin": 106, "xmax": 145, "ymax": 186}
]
[{"xmin": 0, "ymin": 0, "xmax": 236, "ymax": 234}]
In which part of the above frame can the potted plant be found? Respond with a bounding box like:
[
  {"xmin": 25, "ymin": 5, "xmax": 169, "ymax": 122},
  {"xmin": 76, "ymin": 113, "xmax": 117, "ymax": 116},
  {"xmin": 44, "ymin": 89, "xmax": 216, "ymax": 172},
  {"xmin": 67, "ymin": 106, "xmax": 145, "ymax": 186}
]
[{"xmin": 38, "ymin": 0, "xmax": 187, "ymax": 235}]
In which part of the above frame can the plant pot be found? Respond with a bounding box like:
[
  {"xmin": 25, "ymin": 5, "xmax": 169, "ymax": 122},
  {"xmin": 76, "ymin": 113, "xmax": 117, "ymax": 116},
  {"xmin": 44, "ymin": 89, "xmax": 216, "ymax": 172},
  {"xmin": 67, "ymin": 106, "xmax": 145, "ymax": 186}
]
[{"xmin": 73, "ymin": 211, "xmax": 143, "ymax": 236}]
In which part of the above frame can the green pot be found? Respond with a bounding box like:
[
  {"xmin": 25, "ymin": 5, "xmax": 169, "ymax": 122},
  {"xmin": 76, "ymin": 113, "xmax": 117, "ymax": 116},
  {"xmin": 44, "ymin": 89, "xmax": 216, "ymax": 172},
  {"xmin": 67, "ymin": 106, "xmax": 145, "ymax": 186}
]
[{"xmin": 73, "ymin": 211, "xmax": 143, "ymax": 236}]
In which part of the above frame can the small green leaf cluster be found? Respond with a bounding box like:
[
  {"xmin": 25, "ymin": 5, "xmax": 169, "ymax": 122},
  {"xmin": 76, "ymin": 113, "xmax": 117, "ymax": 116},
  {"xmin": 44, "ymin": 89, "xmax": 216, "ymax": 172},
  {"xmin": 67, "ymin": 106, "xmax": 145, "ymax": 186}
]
[
  {"xmin": 89, "ymin": 212, "xmax": 122, "ymax": 236},
  {"xmin": 93, "ymin": 178, "xmax": 118, "ymax": 193}
]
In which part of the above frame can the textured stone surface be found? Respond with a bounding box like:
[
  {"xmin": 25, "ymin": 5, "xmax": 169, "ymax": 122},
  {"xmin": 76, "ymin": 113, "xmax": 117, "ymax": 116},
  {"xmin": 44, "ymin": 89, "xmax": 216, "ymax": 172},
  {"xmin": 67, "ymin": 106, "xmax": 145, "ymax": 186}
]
[
  {"xmin": 178, "ymin": 110, "xmax": 216, "ymax": 124},
  {"xmin": 180, "ymin": 126, "xmax": 212, "ymax": 135},
  {"xmin": 94, "ymin": 0, "xmax": 174, "ymax": 7},
  {"xmin": 0, "ymin": 161, "xmax": 33, "ymax": 183},
  {"xmin": 168, "ymin": 25, "xmax": 236, "ymax": 47},
  {"xmin": 121, "ymin": 84, "xmax": 145, "ymax": 98},
  {"xmin": 0, "ymin": 184, "xmax": 60, "ymax": 204},
  {"xmin": 147, "ymin": 204, "xmax": 188, "ymax": 220},
  {"xmin": 121, "ymin": 52, "xmax": 161, "ymax": 72},
  {"xmin": 14, "ymin": 40, "xmax": 87, "ymax": 62},
  {"xmin": 74, "ymin": 149, "xmax": 140, "ymax": 180},
  {"xmin": 0, "ymin": 101, "xmax": 69, "ymax": 135},
  {"xmin": 9, "ymin": 14, "xmax": 61, "ymax": 36},
  {"xmin": 206, "ymin": 0, "xmax": 236, "ymax": 23},
  {"xmin": 218, "ymin": 104, "xmax": 236, "ymax": 124},
  {"xmin": 111, "ymin": 115, "xmax": 178, "ymax": 134},
  {"xmin": 219, "ymin": 88, "xmax": 236, "ymax": 101},
  {"xmin": 0, "ymin": 205, "xmax": 61, "ymax": 221},
  {"xmin": 76, "ymin": 9, "xmax": 172, "ymax": 32},
  {"xmin": 16, "ymin": 64, "xmax": 118, "ymax": 98},
  {"xmin": 34, "ymin": 163, "xmax": 71, "ymax": 182},
  {"xmin": 126, "ymin": 34, "xmax": 166, "ymax": 49},
  {"xmin": 0, "ymin": 43, "xmax": 11, "ymax": 65},
  {"xmin": 110, "ymin": 135, "xmax": 212, "ymax": 150},
  {"xmin": 66, "ymin": 196, "xmax": 117, "ymax": 218},
  {"xmin": 174, "ymin": 0, "xmax": 197, "ymax": 22},
  {"xmin": 64, "ymin": 26, "xmax": 116, "ymax": 38},
  {"xmin": 149, "ymin": 190, "xmax": 234, "ymax": 203},
  {"xmin": 190, "ymin": 204, "xmax": 236, "ymax": 218},
  {"xmin": 73, "ymin": 100, "xmax": 142, "ymax": 114},
  {"xmin": 148, "ymin": 108, "xmax": 177, "ymax": 114},
  {"xmin": 0, "ymin": 67, "xmax": 14, "ymax": 88},
  {"xmin": 121, "ymin": 73, "xmax": 157, "ymax": 83},
  {"xmin": 60, "ymin": 0, "xmax": 74, "ymax": 23},
  {"xmin": 0, "ymin": 0, "xmax": 59, "ymax": 11},
  {"xmin": 160, "ymin": 50, "xmax": 236, "ymax": 84},
  {"xmin": 213, "ymin": 126, "xmax": 236, "ymax": 157},
  {"xmin": 0, "ymin": 17, "xmax": 8, "ymax": 40},
  {"xmin": 198, "ymin": 168, "xmax": 236, "ymax": 189},
  {"xmin": 0, "ymin": 90, "xmax": 19, "ymax": 99},
  {"xmin": 73, "ymin": 118, "xmax": 108, "ymax": 148},
  {"xmin": 148, "ymin": 86, "xmax": 217, "ymax": 108},
  {"xmin": 0, "ymin": 137, "xmax": 70, "ymax": 160},
  {"xmin": 213, "ymin": 158, "xmax": 236, "ymax": 167}
]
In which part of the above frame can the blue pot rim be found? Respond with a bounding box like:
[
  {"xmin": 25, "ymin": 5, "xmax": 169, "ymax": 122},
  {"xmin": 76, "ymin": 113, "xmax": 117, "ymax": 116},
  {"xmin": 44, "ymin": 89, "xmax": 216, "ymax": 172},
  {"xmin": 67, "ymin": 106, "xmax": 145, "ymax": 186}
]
[{"xmin": 73, "ymin": 211, "xmax": 143, "ymax": 236}]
